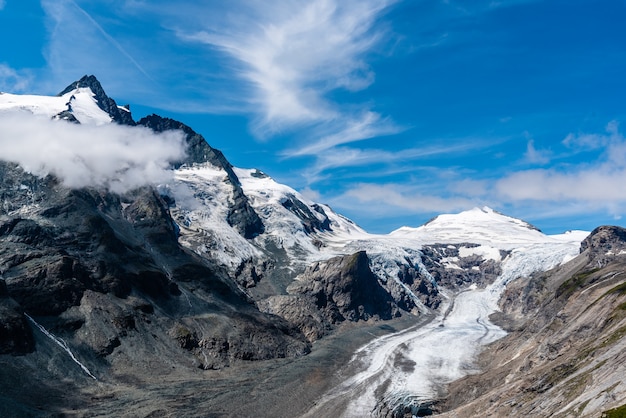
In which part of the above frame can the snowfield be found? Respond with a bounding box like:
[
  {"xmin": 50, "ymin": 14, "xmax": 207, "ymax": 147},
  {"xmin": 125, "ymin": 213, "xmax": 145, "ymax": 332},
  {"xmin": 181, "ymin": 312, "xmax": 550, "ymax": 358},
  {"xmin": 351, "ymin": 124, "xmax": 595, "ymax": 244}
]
[{"xmin": 0, "ymin": 88, "xmax": 113, "ymax": 125}]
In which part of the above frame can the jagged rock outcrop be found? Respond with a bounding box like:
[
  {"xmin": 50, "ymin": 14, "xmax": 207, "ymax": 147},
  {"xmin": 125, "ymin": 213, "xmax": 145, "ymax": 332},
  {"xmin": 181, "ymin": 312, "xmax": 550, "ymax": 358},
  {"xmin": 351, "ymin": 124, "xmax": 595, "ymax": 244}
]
[
  {"xmin": 420, "ymin": 243, "xmax": 506, "ymax": 289},
  {"xmin": 280, "ymin": 194, "xmax": 332, "ymax": 234},
  {"xmin": 0, "ymin": 160, "xmax": 309, "ymax": 379},
  {"xmin": 137, "ymin": 114, "xmax": 265, "ymax": 239},
  {"xmin": 292, "ymin": 251, "xmax": 398, "ymax": 322},
  {"xmin": 261, "ymin": 251, "xmax": 399, "ymax": 341}
]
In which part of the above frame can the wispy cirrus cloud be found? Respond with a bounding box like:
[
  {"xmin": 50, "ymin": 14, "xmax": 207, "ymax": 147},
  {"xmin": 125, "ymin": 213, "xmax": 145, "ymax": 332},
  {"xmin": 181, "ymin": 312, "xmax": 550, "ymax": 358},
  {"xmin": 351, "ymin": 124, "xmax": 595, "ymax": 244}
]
[
  {"xmin": 0, "ymin": 64, "xmax": 31, "ymax": 92},
  {"xmin": 323, "ymin": 121, "xmax": 626, "ymax": 230},
  {"xmin": 524, "ymin": 138, "xmax": 551, "ymax": 165},
  {"xmin": 39, "ymin": 0, "xmax": 151, "ymax": 94},
  {"xmin": 297, "ymin": 137, "xmax": 500, "ymax": 184},
  {"xmin": 178, "ymin": 0, "xmax": 401, "ymax": 165},
  {"xmin": 329, "ymin": 182, "xmax": 478, "ymax": 219},
  {"xmin": 181, "ymin": 0, "xmax": 396, "ymax": 134}
]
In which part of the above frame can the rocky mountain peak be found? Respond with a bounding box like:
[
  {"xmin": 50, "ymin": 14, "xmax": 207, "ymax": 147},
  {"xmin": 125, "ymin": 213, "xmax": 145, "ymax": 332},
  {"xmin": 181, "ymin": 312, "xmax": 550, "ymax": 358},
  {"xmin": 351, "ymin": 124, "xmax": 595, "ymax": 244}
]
[
  {"xmin": 136, "ymin": 114, "xmax": 264, "ymax": 239},
  {"xmin": 58, "ymin": 75, "xmax": 135, "ymax": 126},
  {"xmin": 580, "ymin": 225, "xmax": 626, "ymax": 254}
]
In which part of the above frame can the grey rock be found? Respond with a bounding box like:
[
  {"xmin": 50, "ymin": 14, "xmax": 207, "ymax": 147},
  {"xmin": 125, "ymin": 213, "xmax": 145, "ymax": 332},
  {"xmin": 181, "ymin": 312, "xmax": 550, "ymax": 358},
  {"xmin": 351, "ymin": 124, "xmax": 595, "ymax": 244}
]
[{"xmin": 290, "ymin": 252, "xmax": 397, "ymax": 323}]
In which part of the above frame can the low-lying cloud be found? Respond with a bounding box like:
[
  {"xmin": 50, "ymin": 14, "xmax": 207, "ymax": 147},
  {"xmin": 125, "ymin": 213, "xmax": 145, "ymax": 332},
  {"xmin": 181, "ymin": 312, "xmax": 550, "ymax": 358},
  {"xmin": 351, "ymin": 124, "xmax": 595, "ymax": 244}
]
[{"xmin": 0, "ymin": 112, "xmax": 186, "ymax": 193}]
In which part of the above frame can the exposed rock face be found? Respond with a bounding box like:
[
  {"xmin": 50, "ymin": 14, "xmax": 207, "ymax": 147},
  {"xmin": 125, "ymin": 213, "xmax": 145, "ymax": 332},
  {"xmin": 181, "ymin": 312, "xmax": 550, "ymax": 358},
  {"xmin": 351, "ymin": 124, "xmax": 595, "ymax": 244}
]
[
  {"xmin": 0, "ymin": 282, "xmax": 34, "ymax": 354},
  {"xmin": 436, "ymin": 227, "xmax": 626, "ymax": 417},
  {"xmin": 580, "ymin": 225, "xmax": 626, "ymax": 267},
  {"xmin": 261, "ymin": 251, "xmax": 399, "ymax": 341},
  {"xmin": 137, "ymin": 114, "xmax": 265, "ymax": 239},
  {"xmin": 280, "ymin": 194, "xmax": 332, "ymax": 234},
  {"xmin": 0, "ymin": 161, "xmax": 309, "ymax": 377},
  {"xmin": 420, "ymin": 243, "xmax": 506, "ymax": 289},
  {"xmin": 293, "ymin": 251, "xmax": 398, "ymax": 322}
]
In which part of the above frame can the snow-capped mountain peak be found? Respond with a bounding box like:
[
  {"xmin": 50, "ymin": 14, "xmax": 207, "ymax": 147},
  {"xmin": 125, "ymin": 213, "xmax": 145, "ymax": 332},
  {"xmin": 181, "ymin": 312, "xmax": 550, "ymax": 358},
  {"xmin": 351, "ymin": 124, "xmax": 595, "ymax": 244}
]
[
  {"xmin": 0, "ymin": 75, "xmax": 135, "ymax": 126},
  {"xmin": 0, "ymin": 85, "xmax": 112, "ymax": 125},
  {"xmin": 389, "ymin": 206, "xmax": 577, "ymax": 247}
]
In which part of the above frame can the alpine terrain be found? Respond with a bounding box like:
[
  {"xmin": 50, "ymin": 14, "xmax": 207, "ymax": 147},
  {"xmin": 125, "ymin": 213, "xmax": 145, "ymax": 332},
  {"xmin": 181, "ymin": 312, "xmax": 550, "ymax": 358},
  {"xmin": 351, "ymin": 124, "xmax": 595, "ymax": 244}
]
[{"xmin": 0, "ymin": 76, "xmax": 624, "ymax": 417}]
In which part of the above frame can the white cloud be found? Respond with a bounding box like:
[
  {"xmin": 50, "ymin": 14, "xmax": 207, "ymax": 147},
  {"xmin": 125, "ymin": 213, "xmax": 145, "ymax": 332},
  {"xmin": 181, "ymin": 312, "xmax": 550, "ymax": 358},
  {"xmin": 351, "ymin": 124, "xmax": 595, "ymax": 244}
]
[
  {"xmin": 524, "ymin": 138, "xmax": 550, "ymax": 165},
  {"xmin": 299, "ymin": 186, "xmax": 321, "ymax": 202},
  {"xmin": 495, "ymin": 121, "xmax": 626, "ymax": 218},
  {"xmin": 0, "ymin": 113, "xmax": 186, "ymax": 193},
  {"xmin": 295, "ymin": 136, "xmax": 501, "ymax": 183},
  {"xmin": 180, "ymin": 0, "xmax": 397, "ymax": 139},
  {"xmin": 562, "ymin": 120, "xmax": 621, "ymax": 153},
  {"xmin": 286, "ymin": 111, "xmax": 400, "ymax": 156},
  {"xmin": 328, "ymin": 121, "xmax": 626, "ymax": 229},
  {"xmin": 335, "ymin": 183, "xmax": 477, "ymax": 216},
  {"xmin": 0, "ymin": 64, "xmax": 31, "ymax": 92},
  {"xmin": 39, "ymin": 0, "xmax": 151, "ymax": 94}
]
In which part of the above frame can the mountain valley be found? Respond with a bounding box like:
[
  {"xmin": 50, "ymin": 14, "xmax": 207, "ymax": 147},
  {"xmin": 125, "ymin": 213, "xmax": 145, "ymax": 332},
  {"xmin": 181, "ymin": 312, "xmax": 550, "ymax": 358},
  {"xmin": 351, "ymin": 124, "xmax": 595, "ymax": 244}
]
[{"xmin": 0, "ymin": 76, "xmax": 625, "ymax": 417}]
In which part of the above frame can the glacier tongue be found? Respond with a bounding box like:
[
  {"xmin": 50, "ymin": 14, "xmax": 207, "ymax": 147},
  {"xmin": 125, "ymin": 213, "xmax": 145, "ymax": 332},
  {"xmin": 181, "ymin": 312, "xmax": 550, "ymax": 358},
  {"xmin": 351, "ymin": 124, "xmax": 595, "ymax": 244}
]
[{"xmin": 304, "ymin": 236, "xmax": 583, "ymax": 417}]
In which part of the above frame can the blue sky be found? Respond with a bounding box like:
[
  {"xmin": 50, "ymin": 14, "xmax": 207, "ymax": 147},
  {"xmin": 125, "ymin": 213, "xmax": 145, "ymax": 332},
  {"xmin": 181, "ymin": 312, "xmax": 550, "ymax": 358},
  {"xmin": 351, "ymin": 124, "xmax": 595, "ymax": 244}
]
[{"xmin": 1, "ymin": 0, "xmax": 626, "ymax": 234}]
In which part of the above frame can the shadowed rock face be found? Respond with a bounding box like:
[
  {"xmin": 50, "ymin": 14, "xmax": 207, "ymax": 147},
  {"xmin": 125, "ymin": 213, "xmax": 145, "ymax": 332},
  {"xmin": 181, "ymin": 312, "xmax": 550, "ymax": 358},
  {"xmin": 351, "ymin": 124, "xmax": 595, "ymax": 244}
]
[
  {"xmin": 294, "ymin": 251, "xmax": 397, "ymax": 322},
  {"xmin": 0, "ymin": 280, "xmax": 34, "ymax": 354},
  {"xmin": 261, "ymin": 251, "xmax": 400, "ymax": 341}
]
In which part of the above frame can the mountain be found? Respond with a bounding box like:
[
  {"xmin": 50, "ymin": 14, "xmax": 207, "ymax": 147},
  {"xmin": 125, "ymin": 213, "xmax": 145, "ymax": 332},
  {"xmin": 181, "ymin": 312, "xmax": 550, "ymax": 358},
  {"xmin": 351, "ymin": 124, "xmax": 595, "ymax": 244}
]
[
  {"xmin": 0, "ymin": 76, "xmax": 624, "ymax": 417},
  {"xmin": 436, "ymin": 225, "xmax": 626, "ymax": 417}
]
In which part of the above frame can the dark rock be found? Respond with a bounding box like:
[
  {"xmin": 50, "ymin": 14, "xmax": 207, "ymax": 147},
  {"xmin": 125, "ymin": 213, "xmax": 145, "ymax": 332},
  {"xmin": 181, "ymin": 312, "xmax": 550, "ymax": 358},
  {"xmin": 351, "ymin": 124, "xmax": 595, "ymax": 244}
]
[
  {"xmin": 54, "ymin": 109, "xmax": 80, "ymax": 123},
  {"xmin": 281, "ymin": 194, "xmax": 332, "ymax": 234},
  {"xmin": 137, "ymin": 114, "xmax": 265, "ymax": 239},
  {"xmin": 137, "ymin": 114, "xmax": 219, "ymax": 167},
  {"xmin": 581, "ymin": 225, "xmax": 626, "ymax": 254},
  {"xmin": 290, "ymin": 251, "xmax": 396, "ymax": 323},
  {"xmin": 0, "ymin": 296, "xmax": 35, "ymax": 354}
]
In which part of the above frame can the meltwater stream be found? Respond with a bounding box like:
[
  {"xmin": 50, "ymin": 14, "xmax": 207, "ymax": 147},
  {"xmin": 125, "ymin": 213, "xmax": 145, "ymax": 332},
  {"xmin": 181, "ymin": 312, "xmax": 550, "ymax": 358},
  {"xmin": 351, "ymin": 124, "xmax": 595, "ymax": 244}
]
[
  {"xmin": 25, "ymin": 313, "xmax": 98, "ymax": 380},
  {"xmin": 304, "ymin": 242, "xmax": 580, "ymax": 417}
]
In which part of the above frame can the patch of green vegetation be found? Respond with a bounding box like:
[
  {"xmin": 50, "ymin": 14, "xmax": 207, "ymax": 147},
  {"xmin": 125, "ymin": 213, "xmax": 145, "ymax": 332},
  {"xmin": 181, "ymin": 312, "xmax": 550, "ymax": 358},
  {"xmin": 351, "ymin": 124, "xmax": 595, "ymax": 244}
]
[
  {"xmin": 557, "ymin": 269, "xmax": 600, "ymax": 298},
  {"xmin": 602, "ymin": 403, "xmax": 626, "ymax": 418},
  {"xmin": 609, "ymin": 281, "xmax": 626, "ymax": 295},
  {"xmin": 563, "ymin": 372, "xmax": 591, "ymax": 402},
  {"xmin": 599, "ymin": 324, "xmax": 626, "ymax": 348}
]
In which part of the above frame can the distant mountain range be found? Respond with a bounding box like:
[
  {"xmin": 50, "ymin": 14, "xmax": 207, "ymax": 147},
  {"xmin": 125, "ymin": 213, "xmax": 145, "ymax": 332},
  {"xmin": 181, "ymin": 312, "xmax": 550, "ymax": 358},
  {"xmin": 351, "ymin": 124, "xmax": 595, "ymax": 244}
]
[{"xmin": 0, "ymin": 76, "xmax": 624, "ymax": 417}]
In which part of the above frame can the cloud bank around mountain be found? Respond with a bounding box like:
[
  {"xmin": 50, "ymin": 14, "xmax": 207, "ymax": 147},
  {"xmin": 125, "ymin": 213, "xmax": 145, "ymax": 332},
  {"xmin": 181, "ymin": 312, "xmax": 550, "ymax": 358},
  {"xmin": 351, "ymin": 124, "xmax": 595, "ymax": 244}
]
[{"xmin": 0, "ymin": 112, "xmax": 186, "ymax": 193}]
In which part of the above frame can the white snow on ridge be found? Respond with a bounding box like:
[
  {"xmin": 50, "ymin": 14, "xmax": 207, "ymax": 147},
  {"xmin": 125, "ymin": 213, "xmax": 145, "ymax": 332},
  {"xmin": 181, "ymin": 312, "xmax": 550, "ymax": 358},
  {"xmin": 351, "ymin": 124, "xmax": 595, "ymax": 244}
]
[
  {"xmin": 0, "ymin": 87, "xmax": 112, "ymax": 125},
  {"xmin": 391, "ymin": 206, "xmax": 570, "ymax": 247},
  {"xmin": 170, "ymin": 164, "xmax": 262, "ymax": 270}
]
